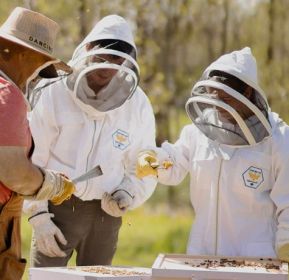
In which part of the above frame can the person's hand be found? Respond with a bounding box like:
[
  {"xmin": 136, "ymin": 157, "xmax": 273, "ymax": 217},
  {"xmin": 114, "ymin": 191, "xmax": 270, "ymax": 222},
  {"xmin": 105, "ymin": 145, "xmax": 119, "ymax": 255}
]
[
  {"xmin": 50, "ymin": 175, "xmax": 75, "ymax": 205},
  {"xmin": 29, "ymin": 213, "xmax": 67, "ymax": 257},
  {"xmin": 101, "ymin": 190, "xmax": 133, "ymax": 217},
  {"xmin": 136, "ymin": 150, "xmax": 159, "ymax": 178},
  {"xmin": 27, "ymin": 169, "xmax": 75, "ymax": 205},
  {"xmin": 277, "ymin": 243, "xmax": 289, "ymax": 262}
]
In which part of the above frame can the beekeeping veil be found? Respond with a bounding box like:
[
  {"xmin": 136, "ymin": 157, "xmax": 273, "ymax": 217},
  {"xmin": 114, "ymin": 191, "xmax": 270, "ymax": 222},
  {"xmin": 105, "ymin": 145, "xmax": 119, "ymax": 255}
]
[
  {"xmin": 185, "ymin": 47, "xmax": 271, "ymax": 146},
  {"xmin": 66, "ymin": 15, "xmax": 139, "ymax": 112}
]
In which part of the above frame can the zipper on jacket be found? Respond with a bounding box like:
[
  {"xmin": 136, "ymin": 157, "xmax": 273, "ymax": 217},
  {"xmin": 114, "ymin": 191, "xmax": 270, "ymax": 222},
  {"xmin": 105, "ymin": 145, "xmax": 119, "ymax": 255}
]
[
  {"xmin": 77, "ymin": 120, "xmax": 97, "ymax": 199},
  {"xmin": 215, "ymin": 158, "xmax": 223, "ymax": 255},
  {"xmin": 85, "ymin": 120, "xmax": 97, "ymax": 187},
  {"xmin": 78, "ymin": 117, "xmax": 105, "ymax": 199},
  {"xmin": 72, "ymin": 195, "xmax": 75, "ymax": 212}
]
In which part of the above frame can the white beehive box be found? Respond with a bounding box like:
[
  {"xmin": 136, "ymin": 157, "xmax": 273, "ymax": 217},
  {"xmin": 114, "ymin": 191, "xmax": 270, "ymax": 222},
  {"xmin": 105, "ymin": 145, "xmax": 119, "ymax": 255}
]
[
  {"xmin": 151, "ymin": 253, "xmax": 288, "ymax": 280},
  {"xmin": 29, "ymin": 265, "xmax": 151, "ymax": 280}
]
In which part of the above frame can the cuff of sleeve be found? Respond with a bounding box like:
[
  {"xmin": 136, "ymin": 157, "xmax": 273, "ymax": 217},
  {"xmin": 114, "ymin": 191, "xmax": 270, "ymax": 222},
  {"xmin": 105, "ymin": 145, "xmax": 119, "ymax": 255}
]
[
  {"xmin": 111, "ymin": 189, "xmax": 134, "ymax": 199},
  {"xmin": 146, "ymin": 145, "xmax": 170, "ymax": 164},
  {"xmin": 276, "ymin": 223, "xmax": 289, "ymax": 250},
  {"xmin": 161, "ymin": 141, "xmax": 188, "ymax": 169},
  {"xmin": 25, "ymin": 168, "xmax": 59, "ymax": 201},
  {"xmin": 113, "ymin": 177, "xmax": 135, "ymax": 199},
  {"xmin": 28, "ymin": 212, "xmax": 54, "ymax": 226},
  {"xmin": 22, "ymin": 199, "xmax": 49, "ymax": 216},
  {"xmin": 154, "ymin": 143, "xmax": 174, "ymax": 181},
  {"xmin": 28, "ymin": 211, "xmax": 49, "ymax": 222}
]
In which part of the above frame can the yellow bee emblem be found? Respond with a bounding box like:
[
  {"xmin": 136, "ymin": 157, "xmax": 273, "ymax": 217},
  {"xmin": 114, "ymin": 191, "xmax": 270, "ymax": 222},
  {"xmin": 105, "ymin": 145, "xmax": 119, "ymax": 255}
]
[
  {"xmin": 248, "ymin": 171, "xmax": 260, "ymax": 182},
  {"xmin": 242, "ymin": 166, "xmax": 263, "ymax": 189},
  {"xmin": 116, "ymin": 134, "xmax": 126, "ymax": 143},
  {"xmin": 112, "ymin": 129, "xmax": 130, "ymax": 150}
]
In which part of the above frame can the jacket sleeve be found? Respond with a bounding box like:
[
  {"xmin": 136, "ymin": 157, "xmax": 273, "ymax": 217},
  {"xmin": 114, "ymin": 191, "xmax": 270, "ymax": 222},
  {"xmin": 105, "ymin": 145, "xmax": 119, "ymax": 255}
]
[
  {"xmin": 22, "ymin": 86, "xmax": 59, "ymax": 215},
  {"xmin": 23, "ymin": 200, "xmax": 49, "ymax": 215},
  {"xmin": 29, "ymin": 88, "xmax": 59, "ymax": 168},
  {"xmin": 270, "ymin": 124, "xmax": 289, "ymax": 250},
  {"xmin": 113, "ymin": 93, "xmax": 157, "ymax": 209},
  {"xmin": 155, "ymin": 125, "xmax": 192, "ymax": 186}
]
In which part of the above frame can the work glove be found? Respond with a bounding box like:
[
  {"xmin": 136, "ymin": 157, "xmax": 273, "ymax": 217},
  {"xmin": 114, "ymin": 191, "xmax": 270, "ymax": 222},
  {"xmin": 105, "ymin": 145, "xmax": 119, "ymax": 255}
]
[
  {"xmin": 277, "ymin": 243, "xmax": 289, "ymax": 262},
  {"xmin": 26, "ymin": 168, "xmax": 75, "ymax": 205},
  {"xmin": 136, "ymin": 150, "xmax": 159, "ymax": 178},
  {"xmin": 29, "ymin": 212, "xmax": 67, "ymax": 257},
  {"xmin": 276, "ymin": 225, "xmax": 289, "ymax": 262},
  {"xmin": 136, "ymin": 150, "xmax": 173, "ymax": 179},
  {"xmin": 101, "ymin": 190, "xmax": 134, "ymax": 217}
]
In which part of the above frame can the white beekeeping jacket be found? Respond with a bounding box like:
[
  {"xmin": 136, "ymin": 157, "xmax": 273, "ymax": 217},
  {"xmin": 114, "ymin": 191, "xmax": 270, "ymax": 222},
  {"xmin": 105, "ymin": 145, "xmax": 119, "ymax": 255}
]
[
  {"xmin": 151, "ymin": 48, "xmax": 289, "ymax": 258},
  {"xmin": 154, "ymin": 111, "xmax": 289, "ymax": 258},
  {"xmin": 24, "ymin": 15, "xmax": 157, "ymax": 214}
]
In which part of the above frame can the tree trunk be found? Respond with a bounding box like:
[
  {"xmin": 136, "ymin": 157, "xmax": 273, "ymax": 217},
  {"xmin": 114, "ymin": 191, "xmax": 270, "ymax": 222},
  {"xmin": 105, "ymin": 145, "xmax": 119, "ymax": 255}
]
[
  {"xmin": 220, "ymin": 0, "xmax": 229, "ymax": 54},
  {"xmin": 23, "ymin": 0, "xmax": 36, "ymax": 10},
  {"xmin": 267, "ymin": 0, "xmax": 275, "ymax": 64},
  {"xmin": 78, "ymin": 0, "xmax": 88, "ymax": 40}
]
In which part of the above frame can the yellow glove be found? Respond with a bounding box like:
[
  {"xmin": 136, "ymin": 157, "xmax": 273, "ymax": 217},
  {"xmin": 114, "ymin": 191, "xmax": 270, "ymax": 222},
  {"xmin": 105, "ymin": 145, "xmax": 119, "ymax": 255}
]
[
  {"xmin": 26, "ymin": 169, "xmax": 76, "ymax": 205},
  {"xmin": 50, "ymin": 177, "xmax": 75, "ymax": 205},
  {"xmin": 277, "ymin": 243, "xmax": 289, "ymax": 262},
  {"xmin": 162, "ymin": 160, "xmax": 173, "ymax": 169},
  {"xmin": 136, "ymin": 150, "xmax": 159, "ymax": 178}
]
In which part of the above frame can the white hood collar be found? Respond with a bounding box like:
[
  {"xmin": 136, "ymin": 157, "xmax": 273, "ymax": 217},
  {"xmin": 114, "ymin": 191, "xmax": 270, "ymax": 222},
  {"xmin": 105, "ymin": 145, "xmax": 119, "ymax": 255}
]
[
  {"xmin": 73, "ymin": 15, "xmax": 136, "ymax": 59},
  {"xmin": 66, "ymin": 15, "xmax": 137, "ymax": 119}
]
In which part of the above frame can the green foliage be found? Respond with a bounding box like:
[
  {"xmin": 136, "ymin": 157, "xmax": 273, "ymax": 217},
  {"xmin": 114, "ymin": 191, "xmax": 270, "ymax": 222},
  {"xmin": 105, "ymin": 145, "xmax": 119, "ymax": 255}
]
[
  {"xmin": 0, "ymin": 0, "xmax": 23, "ymax": 22},
  {"xmin": 113, "ymin": 207, "xmax": 193, "ymax": 267}
]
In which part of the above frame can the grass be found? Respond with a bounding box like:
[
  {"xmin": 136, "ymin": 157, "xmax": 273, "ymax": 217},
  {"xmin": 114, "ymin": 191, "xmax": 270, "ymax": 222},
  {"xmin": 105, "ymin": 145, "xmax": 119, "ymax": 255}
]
[{"xmin": 21, "ymin": 204, "xmax": 193, "ymax": 279}]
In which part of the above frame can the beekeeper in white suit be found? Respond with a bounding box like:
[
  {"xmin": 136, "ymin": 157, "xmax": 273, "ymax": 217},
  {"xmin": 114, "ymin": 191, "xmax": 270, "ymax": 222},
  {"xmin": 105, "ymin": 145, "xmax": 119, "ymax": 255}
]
[
  {"xmin": 137, "ymin": 47, "xmax": 289, "ymax": 261},
  {"xmin": 23, "ymin": 15, "xmax": 157, "ymax": 267}
]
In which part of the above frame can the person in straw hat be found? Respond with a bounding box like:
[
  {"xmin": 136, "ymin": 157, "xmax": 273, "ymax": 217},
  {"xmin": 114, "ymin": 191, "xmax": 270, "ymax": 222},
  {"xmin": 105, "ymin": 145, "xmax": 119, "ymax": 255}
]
[{"xmin": 0, "ymin": 6, "xmax": 75, "ymax": 280}]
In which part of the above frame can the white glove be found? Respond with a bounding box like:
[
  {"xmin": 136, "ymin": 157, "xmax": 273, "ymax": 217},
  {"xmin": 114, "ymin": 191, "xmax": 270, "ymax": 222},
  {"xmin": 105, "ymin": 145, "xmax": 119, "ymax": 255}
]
[
  {"xmin": 101, "ymin": 190, "xmax": 134, "ymax": 217},
  {"xmin": 29, "ymin": 212, "xmax": 67, "ymax": 257}
]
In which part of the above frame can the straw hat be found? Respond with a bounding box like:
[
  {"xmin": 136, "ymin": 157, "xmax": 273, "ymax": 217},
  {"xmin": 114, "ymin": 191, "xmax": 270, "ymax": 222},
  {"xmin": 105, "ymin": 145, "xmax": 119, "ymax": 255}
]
[{"xmin": 0, "ymin": 7, "xmax": 72, "ymax": 78}]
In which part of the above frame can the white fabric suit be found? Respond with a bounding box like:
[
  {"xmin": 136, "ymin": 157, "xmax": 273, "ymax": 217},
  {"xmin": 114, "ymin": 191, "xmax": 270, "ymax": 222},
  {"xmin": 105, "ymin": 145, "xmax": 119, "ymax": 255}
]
[
  {"xmin": 25, "ymin": 81, "xmax": 156, "ymax": 207},
  {"xmin": 23, "ymin": 15, "xmax": 157, "ymax": 266},
  {"xmin": 153, "ymin": 48, "xmax": 289, "ymax": 258},
  {"xmin": 156, "ymin": 112, "xmax": 289, "ymax": 258},
  {"xmin": 24, "ymin": 16, "xmax": 156, "ymax": 215}
]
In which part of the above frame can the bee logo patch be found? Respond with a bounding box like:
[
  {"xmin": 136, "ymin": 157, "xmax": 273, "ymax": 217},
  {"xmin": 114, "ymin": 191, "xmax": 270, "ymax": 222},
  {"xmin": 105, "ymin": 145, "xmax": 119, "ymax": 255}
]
[
  {"xmin": 112, "ymin": 129, "xmax": 130, "ymax": 150},
  {"xmin": 242, "ymin": 166, "xmax": 264, "ymax": 189}
]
